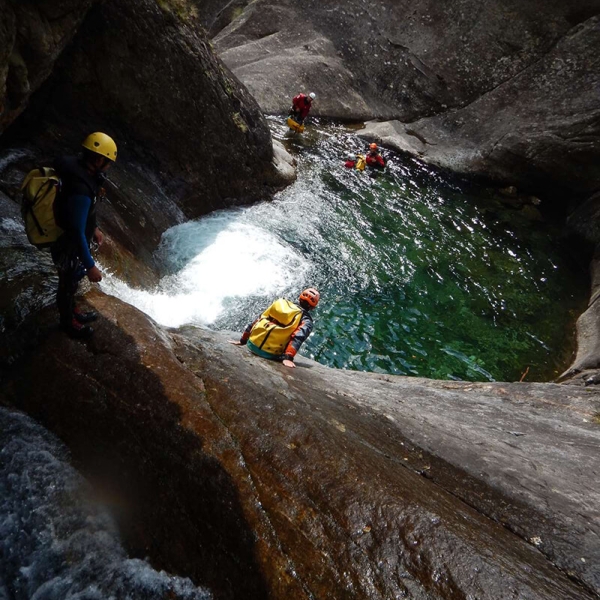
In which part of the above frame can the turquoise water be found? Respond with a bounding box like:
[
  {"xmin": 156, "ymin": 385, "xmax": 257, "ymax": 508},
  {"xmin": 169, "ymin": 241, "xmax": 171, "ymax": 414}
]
[
  {"xmin": 104, "ymin": 119, "xmax": 587, "ymax": 382},
  {"xmin": 255, "ymin": 120, "xmax": 586, "ymax": 381}
]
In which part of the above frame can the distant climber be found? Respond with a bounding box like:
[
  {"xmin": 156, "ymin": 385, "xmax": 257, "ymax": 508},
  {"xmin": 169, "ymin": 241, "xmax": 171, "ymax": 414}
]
[
  {"xmin": 344, "ymin": 144, "xmax": 385, "ymax": 171},
  {"xmin": 365, "ymin": 143, "xmax": 385, "ymax": 169},
  {"xmin": 344, "ymin": 152, "xmax": 366, "ymax": 171},
  {"xmin": 344, "ymin": 153, "xmax": 358, "ymax": 168},
  {"xmin": 289, "ymin": 92, "xmax": 316, "ymax": 126},
  {"xmin": 51, "ymin": 132, "xmax": 117, "ymax": 338},
  {"xmin": 229, "ymin": 288, "xmax": 320, "ymax": 368}
]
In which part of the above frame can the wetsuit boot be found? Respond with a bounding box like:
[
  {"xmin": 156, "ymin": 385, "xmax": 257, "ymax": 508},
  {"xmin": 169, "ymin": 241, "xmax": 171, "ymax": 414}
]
[
  {"xmin": 74, "ymin": 307, "xmax": 98, "ymax": 323},
  {"xmin": 62, "ymin": 317, "xmax": 94, "ymax": 339},
  {"xmin": 55, "ymin": 258, "xmax": 94, "ymax": 338}
]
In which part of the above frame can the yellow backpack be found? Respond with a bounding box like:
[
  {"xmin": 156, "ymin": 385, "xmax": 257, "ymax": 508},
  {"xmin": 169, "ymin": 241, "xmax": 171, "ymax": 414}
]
[
  {"xmin": 286, "ymin": 117, "xmax": 305, "ymax": 133},
  {"xmin": 20, "ymin": 167, "xmax": 63, "ymax": 248},
  {"xmin": 248, "ymin": 298, "xmax": 303, "ymax": 356},
  {"xmin": 355, "ymin": 155, "xmax": 366, "ymax": 171}
]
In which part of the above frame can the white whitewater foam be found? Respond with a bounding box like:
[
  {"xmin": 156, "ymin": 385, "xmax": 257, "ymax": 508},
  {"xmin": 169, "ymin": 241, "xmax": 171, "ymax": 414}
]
[
  {"xmin": 101, "ymin": 210, "xmax": 310, "ymax": 328},
  {"xmin": 0, "ymin": 407, "xmax": 211, "ymax": 600}
]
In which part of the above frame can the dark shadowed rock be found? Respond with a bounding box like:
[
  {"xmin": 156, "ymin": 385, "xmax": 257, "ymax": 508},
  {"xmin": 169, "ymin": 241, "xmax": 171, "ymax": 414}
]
[
  {"xmin": 213, "ymin": 0, "xmax": 600, "ymax": 193},
  {"xmin": 0, "ymin": 190, "xmax": 56, "ymax": 363},
  {"xmin": 12, "ymin": 0, "xmax": 292, "ymax": 216},
  {"xmin": 556, "ymin": 196, "xmax": 600, "ymax": 383},
  {"xmin": 560, "ymin": 260, "xmax": 600, "ymax": 385},
  {"xmin": 1, "ymin": 290, "xmax": 598, "ymax": 599},
  {"xmin": 0, "ymin": 0, "xmax": 98, "ymax": 135},
  {"xmin": 0, "ymin": 0, "xmax": 296, "ymax": 282}
]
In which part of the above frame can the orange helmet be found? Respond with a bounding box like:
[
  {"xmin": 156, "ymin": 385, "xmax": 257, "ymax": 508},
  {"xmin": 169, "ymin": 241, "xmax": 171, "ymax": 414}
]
[
  {"xmin": 369, "ymin": 143, "xmax": 378, "ymax": 151},
  {"xmin": 299, "ymin": 288, "xmax": 320, "ymax": 308}
]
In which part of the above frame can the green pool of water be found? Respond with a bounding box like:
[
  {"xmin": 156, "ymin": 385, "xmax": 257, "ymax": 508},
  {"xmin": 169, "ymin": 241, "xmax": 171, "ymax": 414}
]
[{"xmin": 228, "ymin": 118, "xmax": 585, "ymax": 382}]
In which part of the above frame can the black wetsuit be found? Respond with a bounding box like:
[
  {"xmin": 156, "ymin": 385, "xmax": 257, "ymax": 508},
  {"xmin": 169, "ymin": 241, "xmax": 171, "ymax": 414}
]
[{"xmin": 51, "ymin": 156, "xmax": 104, "ymax": 327}]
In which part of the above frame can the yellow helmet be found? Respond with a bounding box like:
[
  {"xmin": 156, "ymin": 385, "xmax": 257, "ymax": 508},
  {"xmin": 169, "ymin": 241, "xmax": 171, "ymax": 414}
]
[{"xmin": 82, "ymin": 132, "xmax": 117, "ymax": 162}]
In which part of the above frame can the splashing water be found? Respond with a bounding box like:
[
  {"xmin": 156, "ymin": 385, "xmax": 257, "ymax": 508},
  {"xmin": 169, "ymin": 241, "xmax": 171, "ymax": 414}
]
[
  {"xmin": 0, "ymin": 407, "xmax": 211, "ymax": 599},
  {"xmin": 102, "ymin": 119, "xmax": 586, "ymax": 382},
  {"xmin": 102, "ymin": 216, "xmax": 310, "ymax": 327}
]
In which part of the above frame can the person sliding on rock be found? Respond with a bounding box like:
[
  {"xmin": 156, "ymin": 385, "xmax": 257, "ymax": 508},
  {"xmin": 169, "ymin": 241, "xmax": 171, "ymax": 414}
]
[
  {"xmin": 229, "ymin": 288, "xmax": 320, "ymax": 368},
  {"xmin": 51, "ymin": 132, "xmax": 117, "ymax": 339},
  {"xmin": 289, "ymin": 92, "xmax": 316, "ymax": 125},
  {"xmin": 365, "ymin": 143, "xmax": 385, "ymax": 169}
]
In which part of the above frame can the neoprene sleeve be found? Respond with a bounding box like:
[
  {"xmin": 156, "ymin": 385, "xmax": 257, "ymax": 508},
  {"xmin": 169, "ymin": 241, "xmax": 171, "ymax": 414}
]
[{"xmin": 65, "ymin": 194, "xmax": 94, "ymax": 269}]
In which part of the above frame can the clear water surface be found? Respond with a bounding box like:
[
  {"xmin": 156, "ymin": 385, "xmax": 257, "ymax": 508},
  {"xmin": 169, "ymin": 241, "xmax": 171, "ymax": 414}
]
[{"xmin": 102, "ymin": 119, "xmax": 587, "ymax": 382}]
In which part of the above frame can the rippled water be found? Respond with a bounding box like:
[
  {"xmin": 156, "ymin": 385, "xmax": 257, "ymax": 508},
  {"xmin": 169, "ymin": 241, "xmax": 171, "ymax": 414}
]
[
  {"xmin": 0, "ymin": 407, "xmax": 211, "ymax": 599},
  {"xmin": 102, "ymin": 119, "xmax": 587, "ymax": 382}
]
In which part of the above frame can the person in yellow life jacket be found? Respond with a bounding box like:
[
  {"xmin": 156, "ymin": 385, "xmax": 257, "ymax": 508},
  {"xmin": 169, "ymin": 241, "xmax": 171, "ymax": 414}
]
[
  {"xmin": 344, "ymin": 153, "xmax": 366, "ymax": 171},
  {"xmin": 229, "ymin": 288, "xmax": 320, "ymax": 368}
]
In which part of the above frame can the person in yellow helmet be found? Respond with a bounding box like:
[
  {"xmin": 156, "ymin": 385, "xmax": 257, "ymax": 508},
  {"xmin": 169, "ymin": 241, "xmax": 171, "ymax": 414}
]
[
  {"xmin": 50, "ymin": 132, "xmax": 117, "ymax": 338},
  {"xmin": 230, "ymin": 288, "xmax": 320, "ymax": 368}
]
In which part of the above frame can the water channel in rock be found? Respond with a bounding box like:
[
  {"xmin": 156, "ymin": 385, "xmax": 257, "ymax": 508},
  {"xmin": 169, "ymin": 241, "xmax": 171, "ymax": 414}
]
[{"xmin": 101, "ymin": 119, "xmax": 588, "ymax": 382}]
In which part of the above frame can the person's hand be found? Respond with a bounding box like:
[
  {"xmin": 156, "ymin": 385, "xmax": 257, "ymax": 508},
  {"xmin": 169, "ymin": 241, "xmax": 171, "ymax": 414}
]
[
  {"xmin": 229, "ymin": 340, "xmax": 243, "ymax": 345},
  {"xmin": 282, "ymin": 359, "xmax": 295, "ymax": 368},
  {"xmin": 87, "ymin": 265, "xmax": 103, "ymax": 283},
  {"xmin": 93, "ymin": 228, "xmax": 104, "ymax": 247}
]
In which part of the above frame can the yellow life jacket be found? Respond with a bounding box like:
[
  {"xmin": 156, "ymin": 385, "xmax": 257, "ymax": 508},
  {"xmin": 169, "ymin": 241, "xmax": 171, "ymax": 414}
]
[
  {"xmin": 248, "ymin": 298, "xmax": 303, "ymax": 356},
  {"xmin": 20, "ymin": 167, "xmax": 63, "ymax": 248},
  {"xmin": 286, "ymin": 117, "xmax": 305, "ymax": 133},
  {"xmin": 355, "ymin": 155, "xmax": 366, "ymax": 171}
]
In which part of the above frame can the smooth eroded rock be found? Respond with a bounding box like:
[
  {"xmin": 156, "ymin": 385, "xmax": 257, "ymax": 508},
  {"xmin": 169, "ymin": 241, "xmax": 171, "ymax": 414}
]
[
  {"xmin": 2, "ymin": 291, "xmax": 598, "ymax": 599},
  {"xmin": 213, "ymin": 0, "xmax": 600, "ymax": 193}
]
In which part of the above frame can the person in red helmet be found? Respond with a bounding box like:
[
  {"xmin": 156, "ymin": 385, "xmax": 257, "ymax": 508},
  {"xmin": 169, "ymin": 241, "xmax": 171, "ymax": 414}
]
[
  {"xmin": 289, "ymin": 92, "xmax": 316, "ymax": 125},
  {"xmin": 365, "ymin": 142, "xmax": 385, "ymax": 169},
  {"xmin": 230, "ymin": 288, "xmax": 320, "ymax": 368}
]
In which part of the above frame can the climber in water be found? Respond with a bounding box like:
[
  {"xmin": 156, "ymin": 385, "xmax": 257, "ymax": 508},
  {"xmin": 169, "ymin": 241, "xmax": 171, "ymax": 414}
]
[
  {"xmin": 344, "ymin": 153, "xmax": 367, "ymax": 171},
  {"xmin": 344, "ymin": 153, "xmax": 358, "ymax": 168},
  {"xmin": 289, "ymin": 92, "xmax": 316, "ymax": 126},
  {"xmin": 344, "ymin": 152, "xmax": 366, "ymax": 171},
  {"xmin": 365, "ymin": 143, "xmax": 386, "ymax": 169},
  {"xmin": 51, "ymin": 132, "xmax": 117, "ymax": 338},
  {"xmin": 345, "ymin": 144, "xmax": 385, "ymax": 171},
  {"xmin": 229, "ymin": 288, "xmax": 320, "ymax": 368}
]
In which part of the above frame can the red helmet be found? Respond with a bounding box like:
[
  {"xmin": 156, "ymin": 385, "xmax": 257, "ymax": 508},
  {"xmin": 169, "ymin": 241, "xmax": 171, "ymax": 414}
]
[
  {"xmin": 369, "ymin": 143, "xmax": 378, "ymax": 151},
  {"xmin": 299, "ymin": 288, "xmax": 320, "ymax": 308}
]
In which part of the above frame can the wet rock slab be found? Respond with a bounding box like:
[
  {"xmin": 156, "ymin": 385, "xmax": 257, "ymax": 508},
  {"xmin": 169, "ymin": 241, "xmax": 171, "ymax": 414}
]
[
  {"xmin": 2, "ymin": 292, "xmax": 598, "ymax": 599},
  {"xmin": 212, "ymin": 0, "xmax": 600, "ymax": 194}
]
